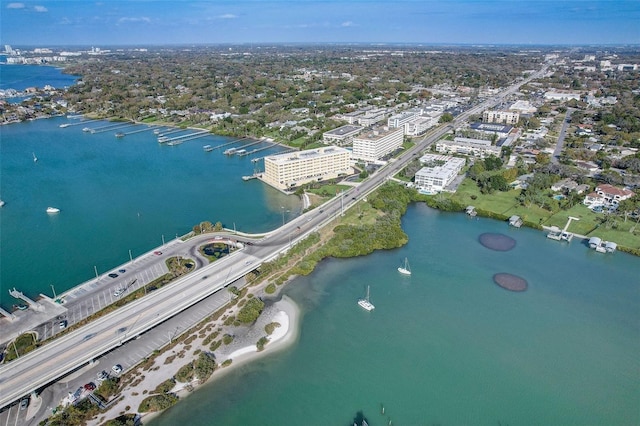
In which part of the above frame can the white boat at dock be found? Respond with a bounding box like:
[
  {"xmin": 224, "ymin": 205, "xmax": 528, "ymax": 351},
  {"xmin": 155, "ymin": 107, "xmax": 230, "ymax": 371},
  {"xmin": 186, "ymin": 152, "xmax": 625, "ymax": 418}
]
[
  {"xmin": 358, "ymin": 285, "xmax": 375, "ymax": 311},
  {"xmin": 398, "ymin": 257, "xmax": 411, "ymax": 275},
  {"xmin": 203, "ymin": 145, "xmax": 214, "ymax": 152},
  {"xmin": 224, "ymin": 147, "xmax": 237, "ymax": 155},
  {"xmin": 158, "ymin": 136, "xmax": 169, "ymax": 143},
  {"xmin": 82, "ymin": 127, "xmax": 91, "ymax": 132},
  {"xmin": 235, "ymin": 149, "xmax": 247, "ymax": 155},
  {"xmin": 59, "ymin": 123, "xmax": 70, "ymax": 128},
  {"xmin": 46, "ymin": 207, "xmax": 60, "ymax": 214}
]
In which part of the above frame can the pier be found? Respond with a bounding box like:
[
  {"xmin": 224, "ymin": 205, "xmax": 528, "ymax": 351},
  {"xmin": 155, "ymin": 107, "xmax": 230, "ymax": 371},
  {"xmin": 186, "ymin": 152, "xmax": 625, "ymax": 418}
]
[
  {"xmin": 208, "ymin": 137, "xmax": 248, "ymax": 151},
  {"xmin": 59, "ymin": 118, "xmax": 100, "ymax": 128},
  {"xmin": 165, "ymin": 130, "xmax": 211, "ymax": 145},
  {"xmin": 88, "ymin": 122, "xmax": 136, "ymax": 134},
  {"xmin": 547, "ymin": 216, "xmax": 579, "ymax": 242},
  {"xmin": 0, "ymin": 306, "xmax": 15, "ymax": 321},
  {"xmin": 9, "ymin": 288, "xmax": 44, "ymax": 312},
  {"xmin": 117, "ymin": 125, "xmax": 161, "ymax": 137},
  {"xmin": 157, "ymin": 128, "xmax": 187, "ymax": 137}
]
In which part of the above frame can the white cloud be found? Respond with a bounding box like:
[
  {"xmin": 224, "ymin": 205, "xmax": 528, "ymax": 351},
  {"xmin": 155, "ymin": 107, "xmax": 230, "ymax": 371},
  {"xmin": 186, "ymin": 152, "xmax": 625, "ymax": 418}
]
[
  {"xmin": 117, "ymin": 16, "xmax": 152, "ymax": 25},
  {"xmin": 341, "ymin": 21, "xmax": 355, "ymax": 27},
  {"xmin": 6, "ymin": 2, "xmax": 25, "ymax": 9},
  {"xmin": 33, "ymin": 5, "xmax": 48, "ymax": 12},
  {"xmin": 219, "ymin": 13, "xmax": 237, "ymax": 19}
]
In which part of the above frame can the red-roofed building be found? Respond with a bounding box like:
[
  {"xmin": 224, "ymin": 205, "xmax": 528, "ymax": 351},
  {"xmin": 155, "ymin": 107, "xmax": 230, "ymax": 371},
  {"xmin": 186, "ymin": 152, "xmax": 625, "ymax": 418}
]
[{"xmin": 583, "ymin": 184, "xmax": 635, "ymax": 207}]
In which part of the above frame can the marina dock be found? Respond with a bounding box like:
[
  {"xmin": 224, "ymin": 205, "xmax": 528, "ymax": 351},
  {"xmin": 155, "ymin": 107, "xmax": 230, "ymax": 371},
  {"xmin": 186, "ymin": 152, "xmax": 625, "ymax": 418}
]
[
  {"xmin": 116, "ymin": 125, "xmax": 161, "ymax": 137},
  {"xmin": 164, "ymin": 130, "xmax": 211, "ymax": 145}
]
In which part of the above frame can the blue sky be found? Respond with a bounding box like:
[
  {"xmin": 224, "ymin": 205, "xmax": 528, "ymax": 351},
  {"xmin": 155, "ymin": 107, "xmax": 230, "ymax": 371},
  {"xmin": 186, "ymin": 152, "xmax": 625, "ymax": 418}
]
[{"xmin": 1, "ymin": 0, "xmax": 638, "ymax": 46}]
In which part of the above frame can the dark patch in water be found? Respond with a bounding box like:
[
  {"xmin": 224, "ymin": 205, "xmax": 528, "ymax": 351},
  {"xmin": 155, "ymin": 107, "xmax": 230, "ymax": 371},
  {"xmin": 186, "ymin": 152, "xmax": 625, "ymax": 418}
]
[
  {"xmin": 479, "ymin": 233, "xmax": 516, "ymax": 251},
  {"xmin": 494, "ymin": 273, "xmax": 528, "ymax": 292}
]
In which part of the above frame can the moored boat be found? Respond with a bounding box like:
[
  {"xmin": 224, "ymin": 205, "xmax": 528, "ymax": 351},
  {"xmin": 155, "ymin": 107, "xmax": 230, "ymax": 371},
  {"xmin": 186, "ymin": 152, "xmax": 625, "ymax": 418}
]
[
  {"xmin": 46, "ymin": 207, "xmax": 60, "ymax": 214},
  {"xmin": 203, "ymin": 145, "xmax": 213, "ymax": 152},
  {"xmin": 358, "ymin": 285, "xmax": 375, "ymax": 311},
  {"xmin": 398, "ymin": 257, "xmax": 411, "ymax": 275}
]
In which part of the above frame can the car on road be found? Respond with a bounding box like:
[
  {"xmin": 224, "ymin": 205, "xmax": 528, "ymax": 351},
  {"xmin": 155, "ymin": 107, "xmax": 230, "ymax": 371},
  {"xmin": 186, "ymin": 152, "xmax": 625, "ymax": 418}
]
[
  {"xmin": 118, "ymin": 269, "xmax": 126, "ymax": 274},
  {"xmin": 20, "ymin": 398, "xmax": 29, "ymax": 410},
  {"xmin": 59, "ymin": 320, "xmax": 67, "ymax": 329},
  {"xmin": 112, "ymin": 364, "xmax": 123, "ymax": 375},
  {"xmin": 108, "ymin": 273, "xmax": 118, "ymax": 278},
  {"xmin": 97, "ymin": 370, "xmax": 109, "ymax": 382},
  {"xmin": 114, "ymin": 288, "xmax": 124, "ymax": 297},
  {"xmin": 83, "ymin": 382, "xmax": 96, "ymax": 391},
  {"xmin": 153, "ymin": 251, "xmax": 162, "ymax": 255}
]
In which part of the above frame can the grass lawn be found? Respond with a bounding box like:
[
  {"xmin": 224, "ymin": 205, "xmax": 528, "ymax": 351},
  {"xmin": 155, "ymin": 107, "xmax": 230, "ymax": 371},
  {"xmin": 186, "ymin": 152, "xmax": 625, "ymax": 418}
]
[
  {"xmin": 448, "ymin": 178, "xmax": 640, "ymax": 250},
  {"xmin": 307, "ymin": 184, "xmax": 352, "ymax": 197}
]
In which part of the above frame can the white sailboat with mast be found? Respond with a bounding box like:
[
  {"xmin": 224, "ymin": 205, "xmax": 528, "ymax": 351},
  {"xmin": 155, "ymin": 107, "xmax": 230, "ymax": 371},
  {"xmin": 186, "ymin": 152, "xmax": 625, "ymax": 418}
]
[
  {"xmin": 358, "ymin": 285, "xmax": 375, "ymax": 311},
  {"xmin": 398, "ymin": 257, "xmax": 411, "ymax": 275}
]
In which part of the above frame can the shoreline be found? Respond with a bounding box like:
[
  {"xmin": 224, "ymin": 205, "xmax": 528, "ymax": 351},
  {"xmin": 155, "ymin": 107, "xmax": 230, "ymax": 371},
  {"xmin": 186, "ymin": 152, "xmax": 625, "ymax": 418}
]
[{"xmin": 89, "ymin": 295, "xmax": 301, "ymax": 425}]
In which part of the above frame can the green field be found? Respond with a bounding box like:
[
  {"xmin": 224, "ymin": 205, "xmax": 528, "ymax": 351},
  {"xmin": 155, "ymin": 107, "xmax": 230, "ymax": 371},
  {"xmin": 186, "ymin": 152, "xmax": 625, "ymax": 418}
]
[{"xmin": 448, "ymin": 178, "xmax": 640, "ymax": 251}]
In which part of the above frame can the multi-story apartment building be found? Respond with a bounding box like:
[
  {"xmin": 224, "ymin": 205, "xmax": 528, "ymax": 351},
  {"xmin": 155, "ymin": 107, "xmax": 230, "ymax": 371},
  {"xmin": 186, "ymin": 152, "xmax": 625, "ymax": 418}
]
[
  {"xmin": 387, "ymin": 111, "xmax": 418, "ymax": 129},
  {"xmin": 262, "ymin": 146, "xmax": 353, "ymax": 191},
  {"xmin": 322, "ymin": 125, "xmax": 363, "ymax": 146},
  {"xmin": 414, "ymin": 154, "xmax": 466, "ymax": 194},
  {"xmin": 352, "ymin": 126, "xmax": 404, "ymax": 162},
  {"xmin": 435, "ymin": 137, "xmax": 502, "ymax": 158},
  {"xmin": 483, "ymin": 110, "xmax": 520, "ymax": 125}
]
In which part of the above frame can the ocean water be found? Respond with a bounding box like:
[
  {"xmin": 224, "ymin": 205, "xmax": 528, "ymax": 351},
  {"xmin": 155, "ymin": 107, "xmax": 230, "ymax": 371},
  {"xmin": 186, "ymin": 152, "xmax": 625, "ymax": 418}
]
[
  {"xmin": 0, "ymin": 117, "xmax": 299, "ymax": 307},
  {"xmin": 151, "ymin": 204, "xmax": 640, "ymax": 426},
  {"xmin": 0, "ymin": 64, "xmax": 78, "ymax": 91}
]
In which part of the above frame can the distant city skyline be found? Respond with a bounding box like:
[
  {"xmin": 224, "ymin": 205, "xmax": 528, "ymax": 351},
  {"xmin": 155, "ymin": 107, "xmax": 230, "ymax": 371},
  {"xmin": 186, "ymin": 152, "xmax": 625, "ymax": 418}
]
[{"xmin": 1, "ymin": 0, "xmax": 639, "ymax": 47}]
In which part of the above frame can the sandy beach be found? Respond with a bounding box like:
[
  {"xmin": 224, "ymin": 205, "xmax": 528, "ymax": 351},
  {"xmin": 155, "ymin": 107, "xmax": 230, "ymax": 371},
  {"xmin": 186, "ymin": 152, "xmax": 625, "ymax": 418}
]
[{"xmin": 86, "ymin": 295, "xmax": 300, "ymax": 425}]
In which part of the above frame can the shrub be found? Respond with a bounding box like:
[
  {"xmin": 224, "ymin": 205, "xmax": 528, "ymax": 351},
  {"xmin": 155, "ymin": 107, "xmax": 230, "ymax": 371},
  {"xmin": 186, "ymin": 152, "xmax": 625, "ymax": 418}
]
[
  {"xmin": 265, "ymin": 283, "xmax": 277, "ymax": 294},
  {"xmin": 138, "ymin": 393, "xmax": 179, "ymax": 413},
  {"xmin": 256, "ymin": 336, "xmax": 269, "ymax": 351},
  {"xmin": 237, "ymin": 297, "xmax": 265, "ymax": 324},
  {"xmin": 194, "ymin": 352, "xmax": 216, "ymax": 381},
  {"xmin": 222, "ymin": 334, "xmax": 234, "ymax": 345},
  {"xmin": 175, "ymin": 362, "xmax": 194, "ymax": 383},
  {"xmin": 265, "ymin": 322, "xmax": 280, "ymax": 335},
  {"xmin": 153, "ymin": 378, "xmax": 176, "ymax": 394}
]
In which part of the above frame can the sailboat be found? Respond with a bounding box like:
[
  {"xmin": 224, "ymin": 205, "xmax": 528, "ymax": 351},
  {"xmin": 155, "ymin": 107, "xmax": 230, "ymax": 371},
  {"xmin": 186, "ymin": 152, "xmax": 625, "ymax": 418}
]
[
  {"xmin": 398, "ymin": 257, "xmax": 411, "ymax": 275},
  {"xmin": 357, "ymin": 285, "xmax": 375, "ymax": 311},
  {"xmin": 33, "ymin": 152, "xmax": 38, "ymax": 163}
]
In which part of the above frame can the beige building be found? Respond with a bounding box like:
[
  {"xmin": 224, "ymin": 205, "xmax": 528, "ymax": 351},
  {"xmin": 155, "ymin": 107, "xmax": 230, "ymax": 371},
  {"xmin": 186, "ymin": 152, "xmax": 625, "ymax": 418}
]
[
  {"xmin": 352, "ymin": 126, "xmax": 404, "ymax": 162},
  {"xmin": 262, "ymin": 146, "xmax": 353, "ymax": 191},
  {"xmin": 483, "ymin": 110, "xmax": 520, "ymax": 125}
]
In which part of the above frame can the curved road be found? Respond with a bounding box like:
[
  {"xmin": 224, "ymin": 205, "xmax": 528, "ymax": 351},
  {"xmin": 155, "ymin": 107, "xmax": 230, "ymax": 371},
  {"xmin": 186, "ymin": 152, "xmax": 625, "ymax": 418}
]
[{"xmin": 0, "ymin": 61, "xmax": 551, "ymax": 410}]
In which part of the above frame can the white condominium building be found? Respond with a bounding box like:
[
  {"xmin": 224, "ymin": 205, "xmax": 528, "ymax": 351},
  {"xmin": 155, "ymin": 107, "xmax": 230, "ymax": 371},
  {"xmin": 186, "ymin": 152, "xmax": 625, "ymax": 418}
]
[
  {"xmin": 414, "ymin": 154, "xmax": 466, "ymax": 194},
  {"xmin": 352, "ymin": 127, "xmax": 403, "ymax": 162},
  {"xmin": 483, "ymin": 110, "xmax": 520, "ymax": 125},
  {"xmin": 322, "ymin": 124, "xmax": 363, "ymax": 146},
  {"xmin": 435, "ymin": 137, "xmax": 502, "ymax": 159},
  {"xmin": 387, "ymin": 111, "xmax": 419, "ymax": 129},
  {"xmin": 262, "ymin": 146, "xmax": 353, "ymax": 191}
]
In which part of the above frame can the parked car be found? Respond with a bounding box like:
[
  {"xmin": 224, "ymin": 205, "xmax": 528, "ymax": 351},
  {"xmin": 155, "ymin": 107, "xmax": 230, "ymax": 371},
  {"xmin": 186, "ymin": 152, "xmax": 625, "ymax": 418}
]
[
  {"xmin": 59, "ymin": 320, "xmax": 67, "ymax": 329},
  {"xmin": 118, "ymin": 269, "xmax": 126, "ymax": 274},
  {"xmin": 97, "ymin": 370, "xmax": 109, "ymax": 382},
  {"xmin": 20, "ymin": 398, "xmax": 29, "ymax": 410},
  {"xmin": 112, "ymin": 364, "xmax": 123, "ymax": 375},
  {"xmin": 114, "ymin": 288, "xmax": 124, "ymax": 297},
  {"xmin": 153, "ymin": 251, "xmax": 162, "ymax": 255},
  {"xmin": 83, "ymin": 382, "xmax": 96, "ymax": 391},
  {"xmin": 108, "ymin": 273, "xmax": 118, "ymax": 279}
]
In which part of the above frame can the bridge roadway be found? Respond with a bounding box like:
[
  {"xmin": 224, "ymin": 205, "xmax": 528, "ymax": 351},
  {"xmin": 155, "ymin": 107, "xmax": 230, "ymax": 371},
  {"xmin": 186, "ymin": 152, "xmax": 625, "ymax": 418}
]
[{"xmin": 0, "ymin": 61, "xmax": 549, "ymax": 410}]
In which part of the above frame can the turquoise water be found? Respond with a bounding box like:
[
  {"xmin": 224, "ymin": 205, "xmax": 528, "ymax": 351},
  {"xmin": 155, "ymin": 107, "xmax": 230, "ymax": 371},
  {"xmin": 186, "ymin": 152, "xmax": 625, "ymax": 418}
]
[
  {"xmin": 0, "ymin": 117, "xmax": 299, "ymax": 307},
  {"xmin": 0, "ymin": 64, "xmax": 78, "ymax": 91},
  {"xmin": 151, "ymin": 204, "xmax": 639, "ymax": 426}
]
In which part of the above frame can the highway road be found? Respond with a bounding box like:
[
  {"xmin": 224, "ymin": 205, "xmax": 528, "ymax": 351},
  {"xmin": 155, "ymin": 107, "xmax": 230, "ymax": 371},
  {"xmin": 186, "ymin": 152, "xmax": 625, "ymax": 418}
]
[{"xmin": 0, "ymin": 60, "xmax": 551, "ymax": 410}]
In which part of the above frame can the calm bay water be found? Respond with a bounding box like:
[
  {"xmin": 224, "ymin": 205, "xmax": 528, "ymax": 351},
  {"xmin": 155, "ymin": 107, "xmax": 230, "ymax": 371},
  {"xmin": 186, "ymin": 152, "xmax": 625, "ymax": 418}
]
[
  {"xmin": 151, "ymin": 204, "xmax": 639, "ymax": 426},
  {"xmin": 0, "ymin": 64, "xmax": 78, "ymax": 91},
  {"xmin": 0, "ymin": 117, "xmax": 299, "ymax": 307}
]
